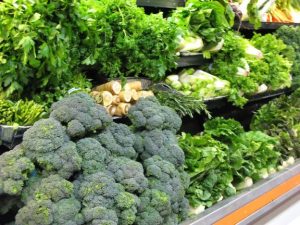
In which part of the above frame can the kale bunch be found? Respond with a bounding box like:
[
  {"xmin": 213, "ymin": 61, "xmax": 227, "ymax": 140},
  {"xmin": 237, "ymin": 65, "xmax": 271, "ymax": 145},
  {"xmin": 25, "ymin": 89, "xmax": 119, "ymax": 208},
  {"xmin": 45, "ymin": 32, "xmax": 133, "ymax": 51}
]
[{"xmin": 0, "ymin": 93, "xmax": 188, "ymax": 225}]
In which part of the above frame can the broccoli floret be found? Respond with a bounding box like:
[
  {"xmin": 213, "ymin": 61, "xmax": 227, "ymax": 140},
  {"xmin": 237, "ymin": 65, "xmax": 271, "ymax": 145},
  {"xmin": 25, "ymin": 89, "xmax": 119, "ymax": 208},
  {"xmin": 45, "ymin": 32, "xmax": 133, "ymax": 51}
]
[
  {"xmin": 0, "ymin": 145, "xmax": 35, "ymax": 195},
  {"xmin": 96, "ymin": 122, "xmax": 137, "ymax": 159},
  {"xmin": 22, "ymin": 119, "xmax": 82, "ymax": 178},
  {"xmin": 143, "ymin": 156, "xmax": 188, "ymax": 218},
  {"xmin": 82, "ymin": 206, "xmax": 118, "ymax": 225},
  {"xmin": 137, "ymin": 189, "xmax": 172, "ymax": 221},
  {"xmin": 74, "ymin": 172, "xmax": 139, "ymax": 225},
  {"xmin": 32, "ymin": 175, "xmax": 74, "ymax": 202},
  {"xmin": 128, "ymin": 97, "xmax": 181, "ymax": 133},
  {"xmin": 15, "ymin": 199, "xmax": 53, "ymax": 225},
  {"xmin": 135, "ymin": 207, "xmax": 163, "ymax": 225},
  {"xmin": 76, "ymin": 138, "xmax": 109, "ymax": 174},
  {"xmin": 107, "ymin": 157, "xmax": 148, "ymax": 194},
  {"xmin": 15, "ymin": 198, "xmax": 84, "ymax": 225},
  {"xmin": 23, "ymin": 118, "xmax": 68, "ymax": 156},
  {"xmin": 50, "ymin": 93, "xmax": 112, "ymax": 138},
  {"xmin": 52, "ymin": 198, "xmax": 84, "ymax": 225},
  {"xmin": 135, "ymin": 129, "xmax": 185, "ymax": 167}
]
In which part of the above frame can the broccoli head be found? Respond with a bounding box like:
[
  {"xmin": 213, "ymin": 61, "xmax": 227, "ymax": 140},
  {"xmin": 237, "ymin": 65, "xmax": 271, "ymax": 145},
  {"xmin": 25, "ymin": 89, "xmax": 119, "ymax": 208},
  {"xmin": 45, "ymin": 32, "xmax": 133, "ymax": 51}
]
[
  {"xmin": 76, "ymin": 138, "xmax": 109, "ymax": 174},
  {"xmin": 81, "ymin": 206, "xmax": 118, "ymax": 225},
  {"xmin": 143, "ymin": 156, "xmax": 188, "ymax": 217},
  {"xmin": 136, "ymin": 189, "xmax": 172, "ymax": 225},
  {"xmin": 22, "ymin": 175, "xmax": 74, "ymax": 203},
  {"xmin": 15, "ymin": 198, "xmax": 84, "ymax": 225},
  {"xmin": 107, "ymin": 157, "xmax": 148, "ymax": 194},
  {"xmin": 135, "ymin": 129, "xmax": 185, "ymax": 167},
  {"xmin": 22, "ymin": 119, "xmax": 82, "ymax": 178},
  {"xmin": 0, "ymin": 145, "xmax": 35, "ymax": 195},
  {"xmin": 128, "ymin": 97, "xmax": 181, "ymax": 133},
  {"xmin": 50, "ymin": 93, "xmax": 112, "ymax": 138},
  {"xmin": 96, "ymin": 122, "xmax": 137, "ymax": 159},
  {"xmin": 74, "ymin": 172, "xmax": 139, "ymax": 225}
]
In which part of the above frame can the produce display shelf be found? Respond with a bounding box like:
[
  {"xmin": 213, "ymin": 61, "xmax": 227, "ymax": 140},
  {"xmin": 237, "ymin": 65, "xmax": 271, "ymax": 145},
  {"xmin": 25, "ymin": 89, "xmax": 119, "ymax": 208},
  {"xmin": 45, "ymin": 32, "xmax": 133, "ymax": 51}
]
[
  {"xmin": 136, "ymin": 0, "xmax": 185, "ymax": 9},
  {"xmin": 176, "ymin": 54, "xmax": 210, "ymax": 67},
  {"xmin": 181, "ymin": 160, "xmax": 300, "ymax": 225},
  {"xmin": 234, "ymin": 21, "xmax": 300, "ymax": 30}
]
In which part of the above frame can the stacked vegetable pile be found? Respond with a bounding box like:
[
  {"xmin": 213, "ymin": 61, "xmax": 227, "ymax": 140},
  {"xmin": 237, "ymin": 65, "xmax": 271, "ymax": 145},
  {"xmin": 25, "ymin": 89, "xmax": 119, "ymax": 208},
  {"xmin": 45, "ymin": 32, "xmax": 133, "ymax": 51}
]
[
  {"xmin": 208, "ymin": 31, "xmax": 292, "ymax": 106},
  {"xmin": 179, "ymin": 117, "xmax": 293, "ymax": 212},
  {"xmin": 165, "ymin": 68, "xmax": 231, "ymax": 99},
  {"xmin": 0, "ymin": 93, "xmax": 189, "ymax": 225},
  {"xmin": 171, "ymin": 0, "xmax": 235, "ymax": 57},
  {"xmin": 91, "ymin": 81, "xmax": 154, "ymax": 117}
]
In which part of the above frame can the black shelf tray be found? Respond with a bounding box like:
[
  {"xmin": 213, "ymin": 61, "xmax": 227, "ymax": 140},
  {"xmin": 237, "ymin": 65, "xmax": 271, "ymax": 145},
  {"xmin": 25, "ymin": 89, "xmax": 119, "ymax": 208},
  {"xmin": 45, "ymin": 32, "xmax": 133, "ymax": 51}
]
[
  {"xmin": 176, "ymin": 54, "xmax": 210, "ymax": 67},
  {"xmin": 137, "ymin": 0, "xmax": 185, "ymax": 9},
  {"xmin": 234, "ymin": 21, "xmax": 300, "ymax": 30}
]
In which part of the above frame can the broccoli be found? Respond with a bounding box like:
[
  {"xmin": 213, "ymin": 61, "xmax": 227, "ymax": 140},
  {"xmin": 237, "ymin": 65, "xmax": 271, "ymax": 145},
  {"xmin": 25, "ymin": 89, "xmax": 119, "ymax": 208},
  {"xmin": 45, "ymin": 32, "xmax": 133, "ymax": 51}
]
[
  {"xmin": 136, "ymin": 189, "xmax": 171, "ymax": 223},
  {"xmin": 16, "ymin": 175, "xmax": 83, "ymax": 225},
  {"xmin": 135, "ymin": 129, "xmax": 185, "ymax": 167},
  {"xmin": 15, "ymin": 198, "xmax": 84, "ymax": 225},
  {"xmin": 27, "ymin": 175, "xmax": 73, "ymax": 203},
  {"xmin": 107, "ymin": 157, "xmax": 148, "ymax": 194},
  {"xmin": 50, "ymin": 93, "xmax": 112, "ymax": 138},
  {"xmin": 0, "ymin": 145, "xmax": 35, "ymax": 195},
  {"xmin": 96, "ymin": 122, "xmax": 137, "ymax": 159},
  {"xmin": 74, "ymin": 172, "xmax": 139, "ymax": 225},
  {"xmin": 81, "ymin": 206, "xmax": 118, "ymax": 225},
  {"xmin": 128, "ymin": 97, "xmax": 181, "ymax": 133},
  {"xmin": 76, "ymin": 138, "xmax": 109, "ymax": 174},
  {"xmin": 143, "ymin": 156, "xmax": 189, "ymax": 216},
  {"xmin": 22, "ymin": 118, "xmax": 82, "ymax": 178},
  {"xmin": 0, "ymin": 93, "xmax": 188, "ymax": 225}
]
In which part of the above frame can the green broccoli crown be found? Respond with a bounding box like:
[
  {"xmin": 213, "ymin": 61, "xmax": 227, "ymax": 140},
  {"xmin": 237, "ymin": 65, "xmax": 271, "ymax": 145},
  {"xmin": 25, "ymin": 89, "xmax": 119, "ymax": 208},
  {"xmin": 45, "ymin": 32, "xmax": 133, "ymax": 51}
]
[
  {"xmin": 96, "ymin": 122, "xmax": 137, "ymax": 159},
  {"xmin": 128, "ymin": 97, "xmax": 182, "ymax": 133},
  {"xmin": 107, "ymin": 157, "xmax": 148, "ymax": 194},
  {"xmin": 32, "ymin": 175, "xmax": 74, "ymax": 202},
  {"xmin": 15, "ymin": 198, "xmax": 84, "ymax": 225},
  {"xmin": 143, "ymin": 156, "xmax": 188, "ymax": 214},
  {"xmin": 0, "ymin": 145, "xmax": 35, "ymax": 195},
  {"xmin": 74, "ymin": 172, "xmax": 139, "ymax": 225},
  {"xmin": 82, "ymin": 206, "xmax": 118, "ymax": 225},
  {"xmin": 50, "ymin": 93, "xmax": 112, "ymax": 138},
  {"xmin": 136, "ymin": 129, "xmax": 185, "ymax": 167},
  {"xmin": 76, "ymin": 138, "xmax": 109, "ymax": 174}
]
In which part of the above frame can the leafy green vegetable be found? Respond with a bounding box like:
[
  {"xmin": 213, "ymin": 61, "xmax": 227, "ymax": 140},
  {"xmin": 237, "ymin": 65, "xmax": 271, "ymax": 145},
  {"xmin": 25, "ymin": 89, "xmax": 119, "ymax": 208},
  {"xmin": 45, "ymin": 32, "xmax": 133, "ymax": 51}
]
[
  {"xmin": 31, "ymin": 73, "xmax": 92, "ymax": 110},
  {"xmin": 170, "ymin": 0, "xmax": 234, "ymax": 57},
  {"xmin": 275, "ymin": 26, "xmax": 300, "ymax": 84},
  {"xmin": 208, "ymin": 31, "xmax": 259, "ymax": 106},
  {"xmin": 180, "ymin": 117, "xmax": 281, "ymax": 210},
  {"xmin": 250, "ymin": 33, "xmax": 292, "ymax": 90},
  {"xmin": 0, "ymin": 99, "xmax": 46, "ymax": 126},
  {"xmin": 73, "ymin": 0, "xmax": 177, "ymax": 80},
  {"xmin": 251, "ymin": 89, "xmax": 300, "ymax": 159},
  {"xmin": 209, "ymin": 31, "xmax": 292, "ymax": 107},
  {"xmin": 0, "ymin": 0, "xmax": 80, "ymax": 97}
]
